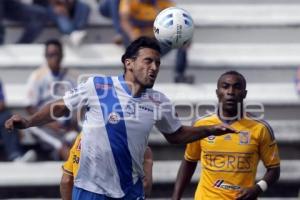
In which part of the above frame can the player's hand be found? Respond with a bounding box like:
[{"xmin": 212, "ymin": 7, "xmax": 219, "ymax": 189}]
[
  {"xmin": 236, "ymin": 185, "xmax": 262, "ymax": 200},
  {"xmin": 5, "ymin": 114, "xmax": 30, "ymax": 131},
  {"xmin": 208, "ymin": 123, "xmax": 238, "ymax": 136}
]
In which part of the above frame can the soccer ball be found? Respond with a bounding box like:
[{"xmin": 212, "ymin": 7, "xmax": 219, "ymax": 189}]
[{"xmin": 153, "ymin": 7, "xmax": 194, "ymax": 48}]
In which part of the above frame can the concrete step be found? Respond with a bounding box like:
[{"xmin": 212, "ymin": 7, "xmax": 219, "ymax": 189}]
[
  {"xmin": 1, "ymin": 44, "xmax": 300, "ymax": 69},
  {"xmin": 7, "ymin": 25, "xmax": 300, "ymax": 44},
  {"xmin": 0, "ymin": 62, "xmax": 297, "ymax": 84},
  {"xmin": 0, "ymin": 160, "xmax": 297, "ymax": 186},
  {"xmin": 4, "ymin": 82, "xmax": 300, "ymax": 107}
]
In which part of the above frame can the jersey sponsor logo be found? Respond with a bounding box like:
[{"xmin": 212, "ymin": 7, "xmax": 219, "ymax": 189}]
[
  {"xmin": 139, "ymin": 105, "xmax": 153, "ymax": 112},
  {"xmin": 239, "ymin": 131, "xmax": 250, "ymax": 144},
  {"xmin": 203, "ymin": 151, "xmax": 253, "ymax": 172},
  {"xmin": 214, "ymin": 180, "xmax": 241, "ymax": 191},
  {"xmin": 125, "ymin": 100, "xmax": 136, "ymax": 116},
  {"xmin": 108, "ymin": 112, "xmax": 121, "ymax": 124}
]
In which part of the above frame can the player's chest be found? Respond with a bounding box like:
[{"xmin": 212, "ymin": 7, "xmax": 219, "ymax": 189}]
[
  {"xmin": 201, "ymin": 131, "xmax": 259, "ymax": 153},
  {"xmin": 89, "ymin": 98, "xmax": 156, "ymax": 133}
]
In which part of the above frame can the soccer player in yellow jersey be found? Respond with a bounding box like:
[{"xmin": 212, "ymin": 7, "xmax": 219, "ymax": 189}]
[
  {"xmin": 172, "ymin": 71, "xmax": 280, "ymax": 200},
  {"xmin": 60, "ymin": 134, "xmax": 81, "ymax": 200},
  {"xmin": 60, "ymin": 134, "xmax": 154, "ymax": 200}
]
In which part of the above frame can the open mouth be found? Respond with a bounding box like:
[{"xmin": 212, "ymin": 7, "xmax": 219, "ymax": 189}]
[{"xmin": 148, "ymin": 73, "xmax": 156, "ymax": 81}]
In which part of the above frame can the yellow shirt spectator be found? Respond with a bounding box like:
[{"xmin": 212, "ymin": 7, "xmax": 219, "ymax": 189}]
[{"xmin": 120, "ymin": 0, "xmax": 174, "ymax": 40}]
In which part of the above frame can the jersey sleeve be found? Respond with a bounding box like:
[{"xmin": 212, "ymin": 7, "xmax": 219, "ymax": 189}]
[
  {"xmin": 185, "ymin": 140, "xmax": 201, "ymax": 162},
  {"xmin": 62, "ymin": 148, "xmax": 75, "ymax": 176},
  {"xmin": 63, "ymin": 77, "xmax": 91, "ymax": 111},
  {"xmin": 62, "ymin": 134, "xmax": 81, "ymax": 176},
  {"xmin": 155, "ymin": 94, "xmax": 181, "ymax": 134},
  {"xmin": 259, "ymin": 125, "xmax": 280, "ymax": 168},
  {"xmin": 184, "ymin": 120, "xmax": 202, "ymax": 162}
]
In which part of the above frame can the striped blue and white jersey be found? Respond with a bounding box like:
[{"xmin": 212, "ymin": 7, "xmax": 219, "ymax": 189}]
[{"xmin": 63, "ymin": 75, "xmax": 181, "ymax": 198}]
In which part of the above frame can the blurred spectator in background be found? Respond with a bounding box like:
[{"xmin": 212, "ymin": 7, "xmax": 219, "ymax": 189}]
[
  {"xmin": 119, "ymin": 0, "xmax": 194, "ymax": 83},
  {"xmin": 25, "ymin": 39, "xmax": 78, "ymax": 160},
  {"xmin": 296, "ymin": 67, "xmax": 300, "ymax": 95},
  {"xmin": 0, "ymin": 0, "xmax": 47, "ymax": 44},
  {"xmin": 0, "ymin": 80, "xmax": 36, "ymax": 161},
  {"xmin": 47, "ymin": 0, "xmax": 90, "ymax": 46},
  {"xmin": 98, "ymin": 0, "xmax": 123, "ymax": 45}
]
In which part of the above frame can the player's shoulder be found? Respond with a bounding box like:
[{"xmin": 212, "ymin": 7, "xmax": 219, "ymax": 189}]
[
  {"xmin": 245, "ymin": 113, "xmax": 272, "ymax": 128},
  {"xmin": 146, "ymin": 89, "xmax": 170, "ymax": 104},
  {"xmin": 192, "ymin": 113, "xmax": 218, "ymax": 127},
  {"xmin": 246, "ymin": 113, "xmax": 275, "ymax": 140},
  {"xmin": 81, "ymin": 75, "xmax": 113, "ymax": 88}
]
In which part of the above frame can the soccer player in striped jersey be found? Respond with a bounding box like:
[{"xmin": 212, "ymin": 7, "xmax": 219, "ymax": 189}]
[
  {"xmin": 172, "ymin": 71, "xmax": 280, "ymax": 200},
  {"xmin": 5, "ymin": 37, "xmax": 235, "ymax": 199},
  {"xmin": 60, "ymin": 133, "xmax": 154, "ymax": 200}
]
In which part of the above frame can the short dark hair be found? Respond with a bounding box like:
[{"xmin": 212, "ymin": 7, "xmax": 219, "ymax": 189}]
[
  {"xmin": 45, "ymin": 38, "xmax": 62, "ymax": 53},
  {"xmin": 217, "ymin": 70, "xmax": 247, "ymax": 89},
  {"xmin": 121, "ymin": 36, "xmax": 161, "ymax": 64}
]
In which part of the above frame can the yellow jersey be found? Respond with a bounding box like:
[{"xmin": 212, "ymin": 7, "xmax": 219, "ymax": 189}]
[
  {"xmin": 62, "ymin": 134, "xmax": 81, "ymax": 177},
  {"xmin": 185, "ymin": 113, "xmax": 280, "ymax": 200},
  {"xmin": 119, "ymin": 0, "xmax": 174, "ymax": 37}
]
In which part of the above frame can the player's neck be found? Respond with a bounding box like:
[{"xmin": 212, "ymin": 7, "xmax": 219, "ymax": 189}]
[
  {"xmin": 218, "ymin": 108, "xmax": 243, "ymax": 123},
  {"xmin": 124, "ymin": 73, "xmax": 145, "ymax": 97}
]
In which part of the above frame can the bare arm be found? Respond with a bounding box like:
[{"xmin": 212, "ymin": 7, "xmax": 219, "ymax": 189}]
[
  {"xmin": 172, "ymin": 159, "xmax": 197, "ymax": 200},
  {"xmin": 143, "ymin": 146, "xmax": 153, "ymax": 197},
  {"xmin": 163, "ymin": 125, "xmax": 236, "ymax": 145},
  {"xmin": 26, "ymin": 105, "xmax": 38, "ymax": 115},
  {"xmin": 60, "ymin": 172, "xmax": 73, "ymax": 200},
  {"xmin": 262, "ymin": 166, "xmax": 280, "ymax": 187},
  {"xmin": 237, "ymin": 167, "xmax": 280, "ymax": 200},
  {"xmin": 5, "ymin": 99, "xmax": 69, "ymax": 130}
]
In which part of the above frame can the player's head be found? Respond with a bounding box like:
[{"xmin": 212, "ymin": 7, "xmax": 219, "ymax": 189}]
[
  {"xmin": 216, "ymin": 71, "xmax": 247, "ymax": 116},
  {"xmin": 122, "ymin": 36, "xmax": 161, "ymax": 89},
  {"xmin": 45, "ymin": 39, "xmax": 63, "ymax": 74}
]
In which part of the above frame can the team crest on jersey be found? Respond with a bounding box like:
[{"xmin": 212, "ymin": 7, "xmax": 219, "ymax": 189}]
[
  {"xmin": 239, "ymin": 131, "xmax": 250, "ymax": 144},
  {"xmin": 108, "ymin": 112, "xmax": 121, "ymax": 124}
]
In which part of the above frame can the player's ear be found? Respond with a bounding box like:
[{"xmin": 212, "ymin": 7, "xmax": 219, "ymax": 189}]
[
  {"xmin": 215, "ymin": 89, "xmax": 219, "ymax": 98},
  {"xmin": 242, "ymin": 90, "xmax": 247, "ymax": 99},
  {"xmin": 124, "ymin": 58, "xmax": 133, "ymax": 71}
]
